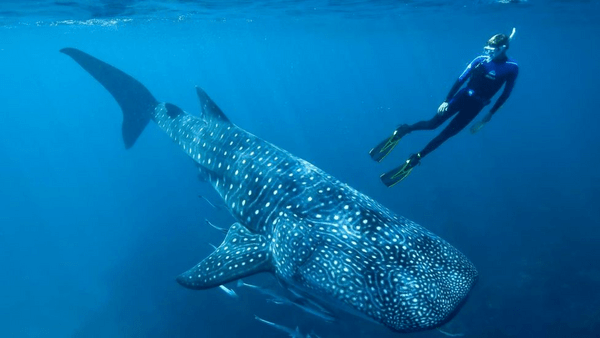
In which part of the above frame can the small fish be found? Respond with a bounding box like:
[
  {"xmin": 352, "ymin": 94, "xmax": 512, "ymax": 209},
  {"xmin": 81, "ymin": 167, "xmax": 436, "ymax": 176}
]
[
  {"xmin": 198, "ymin": 194, "xmax": 221, "ymax": 210},
  {"xmin": 218, "ymin": 285, "xmax": 239, "ymax": 299},
  {"xmin": 437, "ymin": 328, "xmax": 465, "ymax": 337},
  {"xmin": 204, "ymin": 219, "xmax": 228, "ymax": 234},
  {"xmin": 290, "ymin": 298, "xmax": 336, "ymax": 323},
  {"xmin": 239, "ymin": 280, "xmax": 335, "ymax": 322},
  {"xmin": 254, "ymin": 315, "xmax": 320, "ymax": 338},
  {"xmin": 237, "ymin": 280, "xmax": 283, "ymax": 299},
  {"xmin": 266, "ymin": 298, "xmax": 287, "ymax": 305}
]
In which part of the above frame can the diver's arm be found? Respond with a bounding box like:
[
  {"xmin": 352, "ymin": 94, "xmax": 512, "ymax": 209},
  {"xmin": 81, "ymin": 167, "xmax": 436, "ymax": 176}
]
[
  {"xmin": 439, "ymin": 78, "xmax": 463, "ymax": 114},
  {"xmin": 488, "ymin": 82, "xmax": 514, "ymax": 116},
  {"xmin": 439, "ymin": 58, "xmax": 482, "ymax": 114},
  {"xmin": 488, "ymin": 66, "xmax": 519, "ymax": 118},
  {"xmin": 445, "ymin": 56, "xmax": 485, "ymax": 102},
  {"xmin": 470, "ymin": 66, "xmax": 518, "ymax": 134},
  {"xmin": 445, "ymin": 79, "xmax": 463, "ymax": 102}
]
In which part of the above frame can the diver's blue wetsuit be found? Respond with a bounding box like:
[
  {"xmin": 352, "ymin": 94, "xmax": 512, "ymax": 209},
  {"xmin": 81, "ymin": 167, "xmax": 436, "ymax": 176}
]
[{"xmin": 408, "ymin": 55, "xmax": 519, "ymax": 157}]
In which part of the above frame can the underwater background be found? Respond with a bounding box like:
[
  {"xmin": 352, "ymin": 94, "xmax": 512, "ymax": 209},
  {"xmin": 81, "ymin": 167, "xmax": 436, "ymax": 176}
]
[{"xmin": 1, "ymin": 1, "xmax": 599, "ymax": 337}]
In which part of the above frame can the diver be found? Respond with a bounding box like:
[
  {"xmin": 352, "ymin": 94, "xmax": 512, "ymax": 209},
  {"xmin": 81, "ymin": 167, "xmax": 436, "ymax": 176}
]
[{"xmin": 370, "ymin": 29, "xmax": 519, "ymax": 187}]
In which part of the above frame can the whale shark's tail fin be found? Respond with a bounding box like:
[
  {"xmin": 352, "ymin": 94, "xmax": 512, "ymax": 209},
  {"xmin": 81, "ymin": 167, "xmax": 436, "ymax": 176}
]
[{"xmin": 60, "ymin": 48, "xmax": 158, "ymax": 149}]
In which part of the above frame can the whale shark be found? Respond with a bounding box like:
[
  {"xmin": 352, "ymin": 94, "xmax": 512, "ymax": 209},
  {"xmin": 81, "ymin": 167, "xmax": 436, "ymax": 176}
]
[{"xmin": 60, "ymin": 48, "xmax": 478, "ymax": 333}]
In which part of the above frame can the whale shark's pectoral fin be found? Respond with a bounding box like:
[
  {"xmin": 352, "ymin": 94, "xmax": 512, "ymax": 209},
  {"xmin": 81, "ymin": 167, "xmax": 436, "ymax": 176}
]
[{"xmin": 177, "ymin": 222, "xmax": 272, "ymax": 290}]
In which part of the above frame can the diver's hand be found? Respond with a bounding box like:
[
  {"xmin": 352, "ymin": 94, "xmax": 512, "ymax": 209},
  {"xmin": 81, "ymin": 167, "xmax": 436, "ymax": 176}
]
[
  {"xmin": 470, "ymin": 113, "xmax": 492, "ymax": 134},
  {"xmin": 437, "ymin": 102, "xmax": 449, "ymax": 115},
  {"xmin": 470, "ymin": 121, "xmax": 486, "ymax": 134},
  {"xmin": 481, "ymin": 112, "xmax": 492, "ymax": 123}
]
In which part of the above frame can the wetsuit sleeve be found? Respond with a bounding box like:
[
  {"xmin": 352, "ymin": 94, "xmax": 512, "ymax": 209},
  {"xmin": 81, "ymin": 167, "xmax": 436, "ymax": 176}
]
[
  {"xmin": 490, "ymin": 65, "xmax": 519, "ymax": 114},
  {"xmin": 445, "ymin": 56, "xmax": 484, "ymax": 101},
  {"xmin": 445, "ymin": 79, "xmax": 463, "ymax": 102}
]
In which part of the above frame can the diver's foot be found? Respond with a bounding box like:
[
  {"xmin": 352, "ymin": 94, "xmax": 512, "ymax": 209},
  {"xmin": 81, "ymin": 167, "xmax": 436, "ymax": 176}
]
[
  {"xmin": 406, "ymin": 152, "xmax": 421, "ymax": 167},
  {"xmin": 392, "ymin": 124, "xmax": 411, "ymax": 141}
]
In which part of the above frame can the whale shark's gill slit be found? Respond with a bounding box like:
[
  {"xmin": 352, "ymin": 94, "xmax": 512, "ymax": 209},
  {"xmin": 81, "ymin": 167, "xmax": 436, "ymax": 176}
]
[
  {"xmin": 176, "ymin": 222, "xmax": 272, "ymax": 290},
  {"xmin": 60, "ymin": 48, "xmax": 158, "ymax": 149}
]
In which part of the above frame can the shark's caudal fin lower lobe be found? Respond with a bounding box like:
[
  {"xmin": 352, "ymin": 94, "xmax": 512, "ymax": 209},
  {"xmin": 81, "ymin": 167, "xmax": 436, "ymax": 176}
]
[
  {"xmin": 177, "ymin": 223, "xmax": 272, "ymax": 290},
  {"xmin": 60, "ymin": 48, "xmax": 158, "ymax": 149}
]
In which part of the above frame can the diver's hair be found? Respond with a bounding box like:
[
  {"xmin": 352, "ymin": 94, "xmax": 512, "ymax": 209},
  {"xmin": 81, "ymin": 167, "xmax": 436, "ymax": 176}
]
[{"xmin": 488, "ymin": 33, "xmax": 509, "ymax": 48}]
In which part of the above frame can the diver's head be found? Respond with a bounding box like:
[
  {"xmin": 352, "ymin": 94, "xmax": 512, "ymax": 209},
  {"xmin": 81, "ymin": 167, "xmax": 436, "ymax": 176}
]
[{"xmin": 483, "ymin": 33, "xmax": 509, "ymax": 61}]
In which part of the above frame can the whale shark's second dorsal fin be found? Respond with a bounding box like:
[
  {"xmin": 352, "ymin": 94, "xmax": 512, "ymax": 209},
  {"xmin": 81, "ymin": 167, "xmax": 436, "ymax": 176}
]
[
  {"xmin": 176, "ymin": 222, "xmax": 272, "ymax": 289},
  {"xmin": 195, "ymin": 86, "xmax": 230, "ymax": 124}
]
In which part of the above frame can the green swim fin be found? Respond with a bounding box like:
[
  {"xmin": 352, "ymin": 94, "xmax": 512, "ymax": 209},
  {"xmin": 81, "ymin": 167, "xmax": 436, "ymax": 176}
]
[
  {"xmin": 380, "ymin": 153, "xmax": 420, "ymax": 187},
  {"xmin": 369, "ymin": 125, "xmax": 409, "ymax": 162}
]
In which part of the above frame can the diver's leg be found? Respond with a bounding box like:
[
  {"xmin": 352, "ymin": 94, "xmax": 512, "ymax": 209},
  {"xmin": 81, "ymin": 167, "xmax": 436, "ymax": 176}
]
[
  {"xmin": 380, "ymin": 93, "xmax": 478, "ymax": 186},
  {"xmin": 406, "ymin": 92, "xmax": 466, "ymax": 133},
  {"xmin": 371, "ymin": 91, "xmax": 463, "ymax": 163},
  {"xmin": 369, "ymin": 109, "xmax": 454, "ymax": 162},
  {"xmin": 407, "ymin": 111, "xmax": 452, "ymax": 131},
  {"xmin": 418, "ymin": 103, "xmax": 482, "ymax": 158}
]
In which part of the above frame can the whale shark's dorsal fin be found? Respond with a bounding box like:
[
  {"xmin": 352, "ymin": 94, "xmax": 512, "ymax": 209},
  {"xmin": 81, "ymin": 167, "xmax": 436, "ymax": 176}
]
[
  {"xmin": 60, "ymin": 48, "xmax": 158, "ymax": 149},
  {"xmin": 195, "ymin": 86, "xmax": 230, "ymax": 124},
  {"xmin": 176, "ymin": 222, "xmax": 271, "ymax": 289}
]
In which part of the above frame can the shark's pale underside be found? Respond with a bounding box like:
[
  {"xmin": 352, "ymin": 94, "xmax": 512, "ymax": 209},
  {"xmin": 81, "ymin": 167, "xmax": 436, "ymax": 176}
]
[{"xmin": 61, "ymin": 48, "xmax": 478, "ymax": 333}]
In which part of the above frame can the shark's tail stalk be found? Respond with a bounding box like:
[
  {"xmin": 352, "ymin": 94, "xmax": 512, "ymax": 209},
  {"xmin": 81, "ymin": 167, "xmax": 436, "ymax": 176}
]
[{"xmin": 60, "ymin": 48, "xmax": 158, "ymax": 149}]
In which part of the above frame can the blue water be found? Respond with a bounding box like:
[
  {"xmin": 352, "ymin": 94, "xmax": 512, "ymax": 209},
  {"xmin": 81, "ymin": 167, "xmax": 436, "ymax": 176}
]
[{"xmin": 1, "ymin": 1, "xmax": 599, "ymax": 337}]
